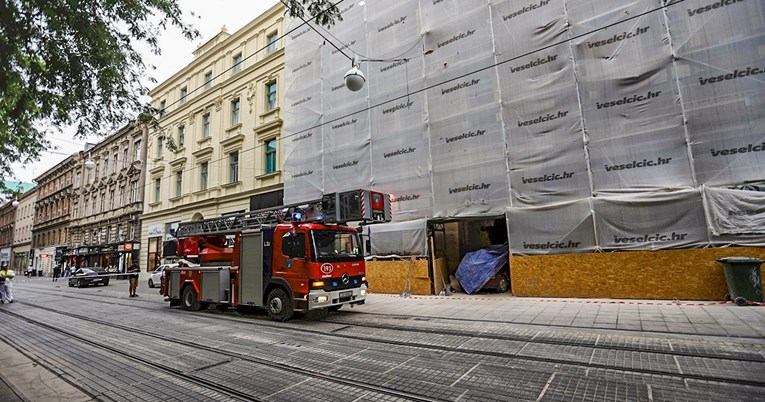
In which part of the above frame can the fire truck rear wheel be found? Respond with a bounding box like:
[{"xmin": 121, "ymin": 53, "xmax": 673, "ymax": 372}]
[
  {"xmin": 181, "ymin": 286, "xmax": 201, "ymax": 311},
  {"xmin": 266, "ymin": 288, "xmax": 293, "ymax": 321}
]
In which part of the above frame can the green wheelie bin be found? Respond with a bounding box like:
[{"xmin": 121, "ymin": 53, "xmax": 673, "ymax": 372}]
[{"xmin": 716, "ymin": 257, "xmax": 763, "ymax": 306}]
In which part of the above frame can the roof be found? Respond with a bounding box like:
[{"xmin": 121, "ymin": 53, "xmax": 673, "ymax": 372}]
[{"xmin": 2, "ymin": 181, "xmax": 36, "ymax": 194}]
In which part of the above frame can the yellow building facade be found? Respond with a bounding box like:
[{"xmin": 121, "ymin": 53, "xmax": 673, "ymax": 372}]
[{"xmin": 140, "ymin": 3, "xmax": 285, "ymax": 272}]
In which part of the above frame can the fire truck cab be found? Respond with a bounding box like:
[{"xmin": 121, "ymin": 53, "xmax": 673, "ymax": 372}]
[{"xmin": 162, "ymin": 190, "xmax": 390, "ymax": 321}]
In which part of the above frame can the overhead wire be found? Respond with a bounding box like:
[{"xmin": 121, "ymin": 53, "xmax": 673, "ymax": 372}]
[
  {"xmin": 278, "ymin": 0, "xmax": 353, "ymax": 62},
  {"xmin": 287, "ymin": 0, "xmax": 690, "ymax": 139},
  {"xmin": 113, "ymin": 0, "xmax": 690, "ymax": 199},
  {"xmin": 310, "ymin": 4, "xmax": 423, "ymax": 63},
  {"xmin": 66, "ymin": 1, "xmax": 347, "ymax": 199},
  {"xmin": 23, "ymin": 1, "xmax": 336, "ymax": 184}
]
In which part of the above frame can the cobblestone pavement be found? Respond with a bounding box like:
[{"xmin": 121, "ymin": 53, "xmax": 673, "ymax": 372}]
[
  {"xmin": 358, "ymin": 292, "xmax": 765, "ymax": 339},
  {"xmin": 0, "ymin": 277, "xmax": 763, "ymax": 401}
]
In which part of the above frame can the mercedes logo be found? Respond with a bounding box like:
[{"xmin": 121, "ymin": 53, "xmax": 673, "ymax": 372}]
[{"xmin": 341, "ymin": 273, "xmax": 350, "ymax": 285}]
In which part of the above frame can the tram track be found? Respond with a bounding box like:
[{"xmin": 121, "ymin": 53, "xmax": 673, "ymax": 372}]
[
  {"xmin": 0, "ymin": 304, "xmax": 440, "ymax": 402},
  {"xmin": 0, "ymin": 308, "xmax": 256, "ymax": 401},
  {"xmin": 13, "ymin": 286, "xmax": 765, "ymax": 393},
  {"xmin": 21, "ymin": 285, "xmax": 765, "ymax": 362}
]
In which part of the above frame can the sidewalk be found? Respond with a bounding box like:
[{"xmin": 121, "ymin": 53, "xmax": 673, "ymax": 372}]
[{"xmin": 357, "ymin": 292, "xmax": 765, "ymax": 340}]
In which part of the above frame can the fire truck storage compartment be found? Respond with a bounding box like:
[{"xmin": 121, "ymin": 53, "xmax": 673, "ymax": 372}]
[
  {"xmin": 201, "ymin": 268, "xmax": 230, "ymax": 303},
  {"xmin": 240, "ymin": 231, "xmax": 265, "ymax": 306},
  {"xmin": 168, "ymin": 270, "xmax": 181, "ymax": 299}
]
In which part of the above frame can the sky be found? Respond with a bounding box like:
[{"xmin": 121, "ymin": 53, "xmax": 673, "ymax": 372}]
[{"xmin": 12, "ymin": 0, "xmax": 280, "ymax": 184}]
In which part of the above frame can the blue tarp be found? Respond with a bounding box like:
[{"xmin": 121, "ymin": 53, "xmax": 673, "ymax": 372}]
[{"xmin": 455, "ymin": 244, "xmax": 509, "ymax": 294}]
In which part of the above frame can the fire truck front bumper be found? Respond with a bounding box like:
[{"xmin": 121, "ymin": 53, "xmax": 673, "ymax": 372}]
[{"xmin": 307, "ymin": 283, "xmax": 367, "ymax": 310}]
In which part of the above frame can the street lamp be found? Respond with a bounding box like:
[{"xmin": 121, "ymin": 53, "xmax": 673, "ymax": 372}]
[
  {"xmin": 11, "ymin": 199, "xmax": 19, "ymax": 207},
  {"xmin": 344, "ymin": 57, "xmax": 365, "ymax": 92},
  {"xmin": 84, "ymin": 153, "xmax": 95, "ymax": 170},
  {"xmin": 343, "ymin": 55, "xmax": 412, "ymax": 93}
]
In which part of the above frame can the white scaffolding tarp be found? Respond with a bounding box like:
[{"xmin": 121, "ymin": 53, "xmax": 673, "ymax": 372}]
[
  {"xmin": 704, "ymin": 186, "xmax": 765, "ymax": 246},
  {"xmin": 366, "ymin": 218, "xmax": 428, "ymax": 257},
  {"xmin": 283, "ymin": 0, "xmax": 765, "ymax": 255}
]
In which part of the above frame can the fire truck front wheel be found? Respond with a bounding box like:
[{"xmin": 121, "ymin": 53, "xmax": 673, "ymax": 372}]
[
  {"xmin": 181, "ymin": 285, "xmax": 201, "ymax": 311},
  {"xmin": 266, "ymin": 288, "xmax": 294, "ymax": 321}
]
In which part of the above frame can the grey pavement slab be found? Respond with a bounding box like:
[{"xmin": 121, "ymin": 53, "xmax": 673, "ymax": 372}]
[
  {"xmin": 358, "ymin": 293, "xmax": 765, "ymax": 341},
  {"xmin": 0, "ymin": 375, "xmax": 26, "ymax": 402},
  {"xmin": 0, "ymin": 341, "xmax": 91, "ymax": 402}
]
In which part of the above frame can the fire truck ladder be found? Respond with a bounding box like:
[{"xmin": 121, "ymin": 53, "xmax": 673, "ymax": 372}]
[{"xmin": 175, "ymin": 201, "xmax": 325, "ymax": 237}]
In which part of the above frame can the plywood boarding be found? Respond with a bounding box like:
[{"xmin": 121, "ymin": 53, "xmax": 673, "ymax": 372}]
[
  {"xmin": 510, "ymin": 247, "xmax": 765, "ymax": 300},
  {"xmin": 433, "ymin": 258, "xmax": 449, "ymax": 294},
  {"xmin": 366, "ymin": 259, "xmax": 431, "ymax": 295}
]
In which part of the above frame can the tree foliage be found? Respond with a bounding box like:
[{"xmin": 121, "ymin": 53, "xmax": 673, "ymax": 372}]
[
  {"xmin": 0, "ymin": 0, "xmax": 341, "ymax": 184},
  {"xmin": 0, "ymin": 0, "xmax": 198, "ymax": 181},
  {"xmin": 284, "ymin": 0, "xmax": 343, "ymax": 28}
]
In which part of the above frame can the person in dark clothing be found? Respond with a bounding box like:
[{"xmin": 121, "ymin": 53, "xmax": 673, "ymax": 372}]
[
  {"xmin": 52, "ymin": 265, "xmax": 62, "ymax": 282},
  {"xmin": 127, "ymin": 263, "xmax": 140, "ymax": 297}
]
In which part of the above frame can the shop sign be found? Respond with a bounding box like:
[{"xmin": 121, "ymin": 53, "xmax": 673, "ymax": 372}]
[
  {"xmin": 124, "ymin": 243, "xmax": 133, "ymax": 251},
  {"xmin": 148, "ymin": 224, "xmax": 164, "ymax": 238},
  {"xmin": 0, "ymin": 247, "xmax": 11, "ymax": 262}
]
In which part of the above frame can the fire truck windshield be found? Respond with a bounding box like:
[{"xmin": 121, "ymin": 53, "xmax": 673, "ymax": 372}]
[{"xmin": 311, "ymin": 230, "xmax": 361, "ymax": 262}]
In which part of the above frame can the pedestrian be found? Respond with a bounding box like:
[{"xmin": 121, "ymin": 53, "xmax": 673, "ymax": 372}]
[
  {"xmin": 27, "ymin": 264, "xmax": 34, "ymax": 278},
  {"xmin": 64, "ymin": 263, "xmax": 71, "ymax": 278},
  {"xmin": 52, "ymin": 264, "xmax": 62, "ymax": 282},
  {"xmin": 127, "ymin": 263, "xmax": 140, "ymax": 297},
  {"xmin": 0, "ymin": 264, "xmax": 15, "ymax": 303}
]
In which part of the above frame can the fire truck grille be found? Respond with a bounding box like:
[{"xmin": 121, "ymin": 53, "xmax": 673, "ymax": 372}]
[{"xmin": 321, "ymin": 275, "xmax": 365, "ymax": 292}]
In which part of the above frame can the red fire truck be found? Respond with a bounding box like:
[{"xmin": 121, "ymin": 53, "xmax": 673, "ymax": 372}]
[{"xmin": 161, "ymin": 189, "xmax": 391, "ymax": 321}]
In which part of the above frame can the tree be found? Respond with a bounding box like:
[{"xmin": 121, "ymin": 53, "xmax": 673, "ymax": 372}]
[
  {"xmin": 0, "ymin": 0, "xmax": 340, "ymax": 187},
  {"xmin": 0, "ymin": 0, "xmax": 199, "ymax": 184},
  {"xmin": 284, "ymin": 0, "xmax": 342, "ymax": 28}
]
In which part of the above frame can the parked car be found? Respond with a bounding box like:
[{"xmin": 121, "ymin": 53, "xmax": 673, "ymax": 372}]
[
  {"xmin": 481, "ymin": 262, "xmax": 510, "ymax": 293},
  {"xmin": 456, "ymin": 244, "xmax": 510, "ymax": 294},
  {"xmin": 68, "ymin": 268, "xmax": 110, "ymax": 287},
  {"xmin": 148, "ymin": 263, "xmax": 178, "ymax": 288}
]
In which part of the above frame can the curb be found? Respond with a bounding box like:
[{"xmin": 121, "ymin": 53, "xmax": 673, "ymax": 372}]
[{"xmin": 374, "ymin": 293, "xmax": 765, "ymax": 307}]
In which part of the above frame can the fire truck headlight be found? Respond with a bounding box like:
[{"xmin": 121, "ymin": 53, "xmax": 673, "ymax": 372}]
[
  {"xmin": 359, "ymin": 289, "xmax": 366, "ymax": 296},
  {"xmin": 314, "ymin": 296, "xmax": 328, "ymax": 303}
]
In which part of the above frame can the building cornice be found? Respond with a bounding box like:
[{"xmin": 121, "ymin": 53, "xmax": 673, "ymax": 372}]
[{"xmin": 149, "ymin": 3, "xmax": 285, "ymax": 97}]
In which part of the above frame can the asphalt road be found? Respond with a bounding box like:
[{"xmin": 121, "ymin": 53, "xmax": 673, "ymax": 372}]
[{"xmin": 1, "ymin": 277, "xmax": 764, "ymax": 401}]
